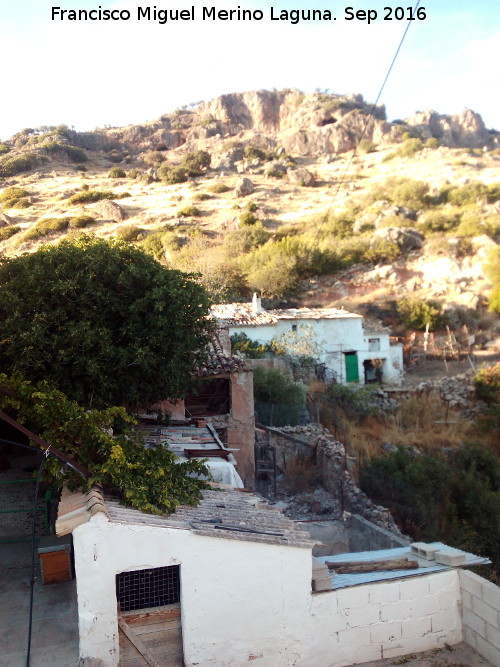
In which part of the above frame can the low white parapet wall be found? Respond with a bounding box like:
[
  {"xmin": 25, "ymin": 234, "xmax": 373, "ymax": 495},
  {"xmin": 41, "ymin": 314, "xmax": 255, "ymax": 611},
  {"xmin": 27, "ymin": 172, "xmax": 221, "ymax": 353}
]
[
  {"xmin": 460, "ymin": 569, "xmax": 500, "ymax": 666},
  {"xmin": 308, "ymin": 570, "xmax": 463, "ymax": 666}
]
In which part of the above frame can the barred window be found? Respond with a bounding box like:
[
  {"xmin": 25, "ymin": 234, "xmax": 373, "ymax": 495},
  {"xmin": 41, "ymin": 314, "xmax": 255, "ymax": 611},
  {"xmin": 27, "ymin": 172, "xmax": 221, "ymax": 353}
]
[{"xmin": 116, "ymin": 565, "xmax": 180, "ymax": 612}]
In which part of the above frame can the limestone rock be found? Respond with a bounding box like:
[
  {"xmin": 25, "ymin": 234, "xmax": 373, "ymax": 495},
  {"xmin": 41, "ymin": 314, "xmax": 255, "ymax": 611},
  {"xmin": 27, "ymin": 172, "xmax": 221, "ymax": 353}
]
[
  {"xmin": 234, "ymin": 177, "xmax": 255, "ymax": 197},
  {"xmin": 288, "ymin": 168, "xmax": 316, "ymax": 187},
  {"xmin": 94, "ymin": 199, "xmax": 126, "ymax": 222},
  {"xmin": 0, "ymin": 213, "xmax": 13, "ymax": 227},
  {"xmin": 372, "ymin": 226, "xmax": 424, "ymax": 251}
]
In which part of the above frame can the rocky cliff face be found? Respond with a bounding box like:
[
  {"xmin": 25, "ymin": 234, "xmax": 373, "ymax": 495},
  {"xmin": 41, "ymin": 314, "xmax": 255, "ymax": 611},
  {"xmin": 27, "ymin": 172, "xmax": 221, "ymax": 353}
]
[{"xmin": 4, "ymin": 89, "xmax": 496, "ymax": 161}]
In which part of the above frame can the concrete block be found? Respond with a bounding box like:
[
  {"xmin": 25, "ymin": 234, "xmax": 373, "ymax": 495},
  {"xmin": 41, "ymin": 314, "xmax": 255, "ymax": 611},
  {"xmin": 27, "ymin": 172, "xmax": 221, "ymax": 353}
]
[
  {"xmin": 438, "ymin": 591, "xmax": 460, "ymax": 613},
  {"xmin": 472, "ymin": 596, "xmax": 498, "ymax": 626},
  {"xmin": 463, "ymin": 608, "xmax": 486, "ymax": 639},
  {"xmin": 432, "ymin": 610, "xmax": 459, "ymax": 633},
  {"xmin": 328, "ymin": 611, "xmax": 349, "ymax": 634},
  {"xmin": 336, "ymin": 585, "xmax": 370, "ymax": 610},
  {"xmin": 346, "ymin": 604, "xmax": 380, "ymax": 628},
  {"xmin": 401, "ymin": 616, "xmax": 432, "ymax": 640},
  {"xmin": 350, "ymin": 642, "xmax": 382, "ymax": 664},
  {"xmin": 461, "ymin": 589, "xmax": 473, "ymax": 610},
  {"xmin": 486, "ymin": 621, "xmax": 500, "ymax": 651},
  {"xmin": 370, "ymin": 621, "xmax": 402, "ymax": 644},
  {"xmin": 476, "ymin": 634, "xmax": 500, "ymax": 667},
  {"xmin": 428, "ymin": 569, "xmax": 458, "ymax": 594},
  {"xmin": 312, "ymin": 579, "xmax": 332, "ymax": 592},
  {"xmin": 411, "ymin": 594, "xmax": 443, "ymax": 618},
  {"xmin": 407, "ymin": 634, "xmax": 450, "ymax": 654},
  {"xmin": 338, "ymin": 625, "xmax": 371, "ymax": 650},
  {"xmin": 459, "ymin": 569, "xmax": 485, "ymax": 598},
  {"xmin": 369, "ymin": 581, "xmax": 400, "ymax": 605},
  {"xmin": 381, "ymin": 641, "xmax": 405, "ymax": 659},
  {"xmin": 380, "ymin": 600, "xmax": 413, "ymax": 622},
  {"xmin": 399, "ymin": 576, "xmax": 430, "ymax": 600},
  {"xmin": 463, "ymin": 625, "xmax": 477, "ymax": 649},
  {"xmin": 434, "ymin": 549, "xmax": 466, "ymax": 566},
  {"xmin": 410, "ymin": 542, "xmax": 440, "ymax": 560},
  {"xmin": 481, "ymin": 579, "xmax": 500, "ymax": 610}
]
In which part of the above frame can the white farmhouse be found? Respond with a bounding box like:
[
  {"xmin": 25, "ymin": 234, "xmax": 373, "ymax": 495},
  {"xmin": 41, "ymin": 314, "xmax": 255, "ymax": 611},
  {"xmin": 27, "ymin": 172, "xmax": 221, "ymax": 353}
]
[{"xmin": 211, "ymin": 295, "xmax": 404, "ymax": 385}]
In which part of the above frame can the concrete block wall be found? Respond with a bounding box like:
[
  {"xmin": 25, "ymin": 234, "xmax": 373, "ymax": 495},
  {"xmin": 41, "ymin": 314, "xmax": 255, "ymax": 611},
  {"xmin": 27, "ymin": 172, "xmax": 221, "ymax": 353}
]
[
  {"xmin": 309, "ymin": 570, "xmax": 462, "ymax": 666},
  {"xmin": 459, "ymin": 569, "xmax": 500, "ymax": 666}
]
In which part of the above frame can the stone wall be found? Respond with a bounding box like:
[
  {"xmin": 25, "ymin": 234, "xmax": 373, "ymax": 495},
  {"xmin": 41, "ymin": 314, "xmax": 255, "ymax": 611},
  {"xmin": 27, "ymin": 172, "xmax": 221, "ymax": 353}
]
[{"xmin": 459, "ymin": 569, "xmax": 500, "ymax": 666}]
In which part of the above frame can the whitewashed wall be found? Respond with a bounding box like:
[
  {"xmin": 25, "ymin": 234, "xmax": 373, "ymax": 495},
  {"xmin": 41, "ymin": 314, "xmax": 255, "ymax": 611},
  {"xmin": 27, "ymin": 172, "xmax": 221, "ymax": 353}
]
[
  {"xmin": 230, "ymin": 319, "xmax": 403, "ymax": 385},
  {"xmin": 460, "ymin": 569, "xmax": 500, "ymax": 666},
  {"xmin": 74, "ymin": 515, "xmax": 464, "ymax": 667}
]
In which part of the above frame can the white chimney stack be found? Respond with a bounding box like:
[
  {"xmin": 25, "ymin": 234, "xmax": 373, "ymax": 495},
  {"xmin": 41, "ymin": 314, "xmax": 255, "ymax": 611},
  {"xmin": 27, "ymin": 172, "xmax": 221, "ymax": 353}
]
[{"xmin": 252, "ymin": 292, "xmax": 262, "ymax": 314}]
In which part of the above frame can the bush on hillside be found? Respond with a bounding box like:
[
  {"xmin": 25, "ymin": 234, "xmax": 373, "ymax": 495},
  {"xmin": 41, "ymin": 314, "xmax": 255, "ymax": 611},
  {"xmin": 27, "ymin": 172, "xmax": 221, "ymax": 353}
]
[
  {"xmin": 181, "ymin": 150, "xmax": 211, "ymax": 176},
  {"xmin": 67, "ymin": 190, "xmax": 115, "ymax": 204},
  {"xmin": 397, "ymin": 297, "xmax": 444, "ymax": 331},
  {"xmin": 117, "ymin": 224, "xmax": 144, "ymax": 242},
  {"xmin": 0, "ymin": 226, "xmax": 20, "ymax": 241},
  {"xmin": 157, "ymin": 165, "xmax": 188, "ymax": 184},
  {"xmin": 109, "ymin": 167, "xmax": 126, "ymax": 178},
  {"xmin": 253, "ymin": 366, "xmax": 306, "ymax": 426},
  {"xmin": 0, "ymin": 152, "xmax": 45, "ymax": 176},
  {"xmin": 0, "ymin": 187, "xmax": 31, "ymax": 208},
  {"xmin": 208, "ymin": 182, "xmax": 230, "ymax": 194}
]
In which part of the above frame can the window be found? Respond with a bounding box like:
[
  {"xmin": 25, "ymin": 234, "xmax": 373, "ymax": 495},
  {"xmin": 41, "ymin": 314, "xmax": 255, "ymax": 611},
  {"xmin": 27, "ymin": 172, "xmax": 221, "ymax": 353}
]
[
  {"xmin": 185, "ymin": 378, "xmax": 231, "ymax": 416},
  {"xmin": 368, "ymin": 338, "xmax": 380, "ymax": 351},
  {"xmin": 291, "ymin": 324, "xmax": 297, "ymax": 332},
  {"xmin": 116, "ymin": 565, "xmax": 180, "ymax": 612}
]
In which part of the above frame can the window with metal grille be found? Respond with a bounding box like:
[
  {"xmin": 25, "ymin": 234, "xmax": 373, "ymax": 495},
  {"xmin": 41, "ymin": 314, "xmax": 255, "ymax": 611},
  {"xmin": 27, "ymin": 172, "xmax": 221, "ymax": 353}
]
[{"xmin": 116, "ymin": 565, "xmax": 180, "ymax": 612}]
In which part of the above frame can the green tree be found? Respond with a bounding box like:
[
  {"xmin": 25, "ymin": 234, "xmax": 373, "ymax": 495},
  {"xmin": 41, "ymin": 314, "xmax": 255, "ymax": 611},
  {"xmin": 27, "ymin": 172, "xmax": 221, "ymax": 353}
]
[
  {"xmin": 253, "ymin": 366, "xmax": 306, "ymax": 426},
  {"xmin": 0, "ymin": 235, "xmax": 213, "ymax": 409},
  {"xmin": 0, "ymin": 374, "xmax": 209, "ymax": 514}
]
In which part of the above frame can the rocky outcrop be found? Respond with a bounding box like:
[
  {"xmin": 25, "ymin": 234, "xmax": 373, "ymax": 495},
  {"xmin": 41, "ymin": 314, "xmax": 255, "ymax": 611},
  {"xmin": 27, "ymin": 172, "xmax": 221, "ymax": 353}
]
[
  {"xmin": 372, "ymin": 226, "xmax": 424, "ymax": 251},
  {"xmin": 288, "ymin": 167, "xmax": 316, "ymax": 187},
  {"xmin": 405, "ymin": 109, "xmax": 491, "ymax": 148},
  {"xmin": 234, "ymin": 177, "xmax": 255, "ymax": 197},
  {"xmin": 94, "ymin": 199, "xmax": 126, "ymax": 222}
]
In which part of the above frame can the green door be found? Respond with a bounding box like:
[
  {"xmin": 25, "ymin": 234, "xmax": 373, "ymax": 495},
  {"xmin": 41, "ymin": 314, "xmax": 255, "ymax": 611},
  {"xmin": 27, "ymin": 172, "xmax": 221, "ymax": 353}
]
[{"xmin": 345, "ymin": 353, "xmax": 359, "ymax": 383}]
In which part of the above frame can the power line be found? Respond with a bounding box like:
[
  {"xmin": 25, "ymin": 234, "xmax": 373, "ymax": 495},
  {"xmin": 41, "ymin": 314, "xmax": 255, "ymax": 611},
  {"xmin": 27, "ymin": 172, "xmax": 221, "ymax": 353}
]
[{"xmin": 307, "ymin": 0, "xmax": 422, "ymax": 255}]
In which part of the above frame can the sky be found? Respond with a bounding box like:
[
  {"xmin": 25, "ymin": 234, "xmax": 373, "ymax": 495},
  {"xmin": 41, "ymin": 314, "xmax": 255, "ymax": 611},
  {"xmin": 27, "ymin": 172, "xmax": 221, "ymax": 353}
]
[{"xmin": 0, "ymin": 1, "xmax": 499, "ymax": 140}]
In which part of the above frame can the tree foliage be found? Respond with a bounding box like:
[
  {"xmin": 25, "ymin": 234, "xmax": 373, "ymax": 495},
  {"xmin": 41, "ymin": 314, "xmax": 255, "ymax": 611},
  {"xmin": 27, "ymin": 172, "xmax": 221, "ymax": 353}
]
[
  {"xmin": 253, "ymin": 366, "xmax": 306, "ymax": 426},
  {"xmin": 360, "ymin": 446, "xmax": 500, "ymax": 578},
  {"xmin": 0, "ymin": 235, "xmax": 213, "ymax": 409},
  {"xmin": 0, "ymin": 374, "xmax": 210, "ymax": 514}
]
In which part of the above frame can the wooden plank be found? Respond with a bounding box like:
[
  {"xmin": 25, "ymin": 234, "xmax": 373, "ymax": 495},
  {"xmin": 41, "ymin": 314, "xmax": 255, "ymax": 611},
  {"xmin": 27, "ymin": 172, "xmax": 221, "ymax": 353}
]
[
  {"xmin": 325, "ymin": 558, "xmax": 418, "ymax": 574},
  {"xmin": 118, "ymin": 617, "xmax": 162, "ymax": 667}
]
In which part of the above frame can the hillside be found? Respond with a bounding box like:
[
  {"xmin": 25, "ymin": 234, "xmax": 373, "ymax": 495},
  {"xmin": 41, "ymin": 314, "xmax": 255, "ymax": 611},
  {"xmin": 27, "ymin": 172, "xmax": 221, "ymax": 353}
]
[{"xmin": 0, "ymin": 89, "xmax": 499, "ymax": 340}]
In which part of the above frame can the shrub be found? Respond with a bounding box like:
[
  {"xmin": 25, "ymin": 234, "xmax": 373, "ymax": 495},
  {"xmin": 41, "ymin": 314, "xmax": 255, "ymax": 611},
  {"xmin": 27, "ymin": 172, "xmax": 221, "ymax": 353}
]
[
  {"xmin": 391, "ymin": 180, "xmax": 430, "ymax": 209},
  {"xmin": 117, "ymin": 225, "xmax": 144, "ymax": 242},
  {"xmin": 192, "ymin": 192, "xmax": 212, "ymax": 201},
  {"xmin": 65, "ymin": 146, "xmax": 87, "ymax": 163},
  {"xmin": 442, "ymin": 182, "xmax": 488, "ymax": 206},
  {"xmin": 223, "ymin": 222, "xmax": 271, "ymax": 255},
  {"xmin": 67, "ymin": 189, "xmax": 115, "ymax": 204},
  {"xmin": 420, "ymin": 208, "xmax": 461, "ymax": 233},
  {"xmin": 364, "ymin": 240, "xmax": 400, "ymax": 264},
  {"xmin": 359, "ymin": 139, "xmax": 377, "ymax": 153},
  {"xmin": 127, "ymin": 168, "xmax": 141, "ymax": 179},
  {"xmin": 24, "ymin": 217, "xmax": 71, "ymax": 240},
  {"xmin": 239, "ymin": 211, "xmax": 258, "ymax": 226},
  {"xmin": 181, "ymin": 150, "xmax": 211, "ymax": 176},
  {"xmin": 143, "ymin": 151, "xmax": 165, "ymax": 166},
  {"xmin": 0, "ymin": 226, "xmax": 20, "ymax": 241},
  {"xmin": 230, "ymin": 332, "xmax": 272, "ymax": 358},
  {"xmin": 109, "ymin": 167, "xmax": 126, "ymax": 178},
  {"xmin": 474, "ymin": 364, "xmax": 500, "ymax": 404},
  {"xmin": 140, "ymin": 230, "xmax": 185, "ymax": 262},
  {"xmin": 326, "ymin": 383, "xmax": 380, "ymax": 421},
  {"xmin": 397, "ymin": 297, "xmax": 444, "ymax": 331},
  {"xmin": 106, "ymin": 149, "xmax": 123, "ymax": 163},
  {"xmin": 486, "ymin": 183, "xmax": 500, "ymax": 204},
  {"xmin": 243, "ymin": 145, "xmax": 266, "ymax": 161},
  {"xmin": 177, "ymin": 205, "xmax": 201, "ymax": 217},
  {"xmin": 68, "ymin": 215, "xmax": 95, "ymax": 228},
  {"xmin": 0, "ymin": 152, "xmax": 44, "ymax": 176},
  {"xmin": 157, "ymin": 164, "xmax": 188, "ymax": 184},
  {"xmin": 0, "ymin": 143, "xmax": 10, "ymax": 155},
  {"xmin": 10, "ymin": 198, "xmax": 31, "ymax": 209},
  {"xmin": 208, "ymin": 182, "xmax": 230, "ymax": 194},
  {"xmin": 253, "ymin": 366, "xmax": 306, "ymax": 426},
  {"xmin": 74, "ymin": 164, "xmax": 87, "ymax": 172},
  {"xmin": 325, "ymin": 213, "xmax": 355, "ymax": 239},
  {"xmin": 0, "ymin": 187, "xmax": 30, "ymax": 208},
  {"xmin": 425, "ymin": 137, "xmax": 440, "ymax": 149}
]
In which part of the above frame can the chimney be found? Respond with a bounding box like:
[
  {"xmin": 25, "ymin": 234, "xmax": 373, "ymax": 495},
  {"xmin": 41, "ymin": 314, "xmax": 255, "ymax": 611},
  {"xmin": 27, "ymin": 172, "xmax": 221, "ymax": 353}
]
[{"xmin": 252, "ymin": 292, "xmax": 262, "ymax": 315}]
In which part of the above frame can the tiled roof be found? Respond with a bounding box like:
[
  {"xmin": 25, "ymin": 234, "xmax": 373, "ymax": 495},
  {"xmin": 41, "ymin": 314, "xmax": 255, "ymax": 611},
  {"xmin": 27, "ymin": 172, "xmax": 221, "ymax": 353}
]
[
  {"xmin": 210, "ymin": 303, "xmax": 278, "ymax": 327},
  {"xmin": 193, "ymin": 329, "xmax": 251, "ymax": 376},
  {"xmin": 272, "ymin": 307, "xmax": 361, "ymax": 320},
  {"xmin": 55, "ymin": 486, "xmax": 109, "ymax": 536},
  {"xmin": 56, "ymin": 486, "xmax": 315, "ymax": 549},
  {"xmin": 211, "ymin": 303, "xmax": 361, "ymax": 326}
]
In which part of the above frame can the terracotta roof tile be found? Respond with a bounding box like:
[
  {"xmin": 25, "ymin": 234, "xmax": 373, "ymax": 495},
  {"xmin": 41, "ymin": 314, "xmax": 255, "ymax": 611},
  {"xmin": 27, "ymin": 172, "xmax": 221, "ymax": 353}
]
[
  {"xmin": 211, "ymin": 303, "xmax": 361, "ymax": 326},
  {"xmin": 56, "ymin": 487, "xmax": 314, "ymax": 549},
  {"xmin": 193, "ymin": 330, "xmax": 251, "ymax": 376}
]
